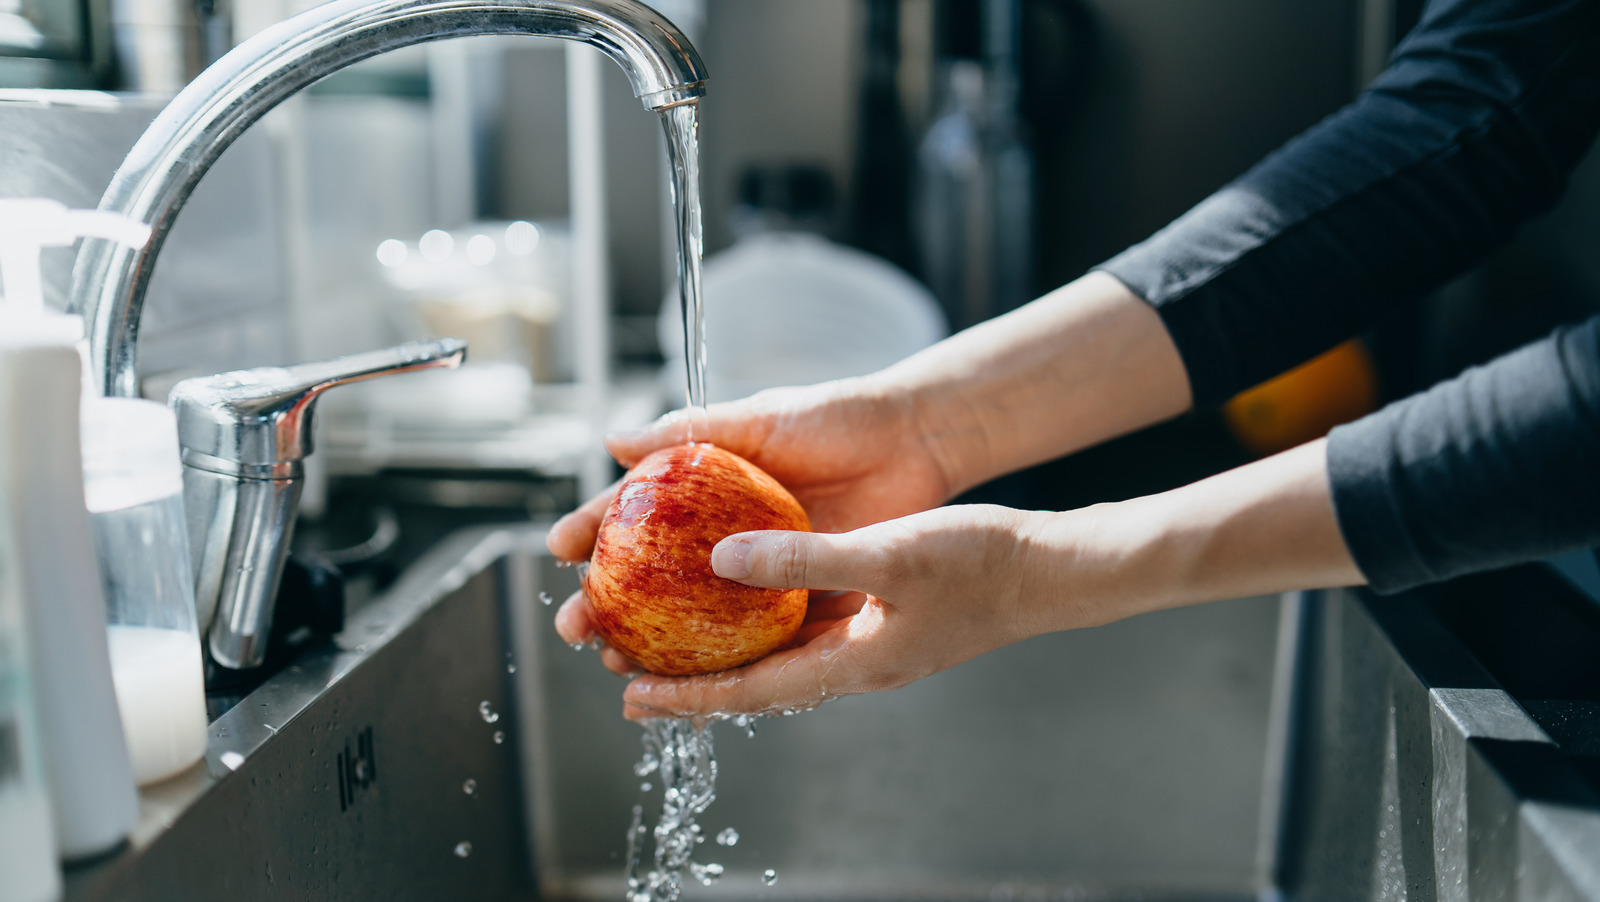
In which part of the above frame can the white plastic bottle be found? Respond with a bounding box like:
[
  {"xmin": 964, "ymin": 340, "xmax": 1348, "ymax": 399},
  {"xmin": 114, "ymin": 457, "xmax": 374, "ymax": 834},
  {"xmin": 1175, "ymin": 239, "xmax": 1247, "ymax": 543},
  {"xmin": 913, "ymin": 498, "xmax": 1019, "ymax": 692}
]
[
  {"xmin": 0, "ymin": 199, "xmax": 149, "ymax": 859},
  {"xmin": 0, "ymin": 442, "xmax": 60, "ymax": 902}
]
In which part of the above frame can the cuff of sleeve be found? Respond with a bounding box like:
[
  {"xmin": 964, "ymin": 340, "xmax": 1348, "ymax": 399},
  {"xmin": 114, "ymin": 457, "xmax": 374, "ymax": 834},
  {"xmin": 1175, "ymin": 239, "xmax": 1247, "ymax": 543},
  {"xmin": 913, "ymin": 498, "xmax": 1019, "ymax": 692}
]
[
  {"xmin": 1093, "ymin": 188, "xmax": 1277, "ymax": 409},
  {"xmin": 1093, "ymin": 255, "xmax": 1239, "ymax": 410},
  {"xmin": 1326, "ymin": 414, "xmax": 1436, "ymax": 594}
]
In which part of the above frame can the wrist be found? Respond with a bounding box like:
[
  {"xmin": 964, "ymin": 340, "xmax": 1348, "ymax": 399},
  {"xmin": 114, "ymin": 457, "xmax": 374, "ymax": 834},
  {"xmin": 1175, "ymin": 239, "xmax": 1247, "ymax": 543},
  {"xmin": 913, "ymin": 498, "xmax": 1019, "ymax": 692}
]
[
  {"xmin": 1064, "ymin": 440, "xmax": 1363, "ymax": 623},
  {"xmin": 856, "ymin": 365, "xmax": 981, "ymax": 503},
  {"xmin": 1021, "ymin": 502, "xmax": 1173, "ymax": 635}
]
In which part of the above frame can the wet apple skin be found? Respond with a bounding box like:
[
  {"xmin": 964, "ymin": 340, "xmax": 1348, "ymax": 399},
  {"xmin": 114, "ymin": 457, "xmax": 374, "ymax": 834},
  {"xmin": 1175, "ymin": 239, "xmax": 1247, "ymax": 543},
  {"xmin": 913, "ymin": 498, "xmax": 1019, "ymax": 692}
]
[{"xmin": 585, "ymin": 443, "xmax": 812, "ymax": 676}]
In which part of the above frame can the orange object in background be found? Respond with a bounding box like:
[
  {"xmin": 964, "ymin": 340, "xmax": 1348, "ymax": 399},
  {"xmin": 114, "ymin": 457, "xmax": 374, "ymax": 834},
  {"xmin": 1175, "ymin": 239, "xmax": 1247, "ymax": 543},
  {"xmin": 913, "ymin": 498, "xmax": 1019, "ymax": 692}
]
[{"xmin": 1223, "ymin": 339, "xmax": 1380, "ymax": 455}]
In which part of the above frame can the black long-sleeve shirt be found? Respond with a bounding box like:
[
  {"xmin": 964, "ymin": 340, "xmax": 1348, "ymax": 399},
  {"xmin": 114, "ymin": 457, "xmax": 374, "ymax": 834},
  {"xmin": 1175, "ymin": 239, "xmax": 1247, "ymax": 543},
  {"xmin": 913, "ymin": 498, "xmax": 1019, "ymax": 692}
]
[{"xmin": 1098, "ymin": 0, "xmax": 1600, "ymax": 593}]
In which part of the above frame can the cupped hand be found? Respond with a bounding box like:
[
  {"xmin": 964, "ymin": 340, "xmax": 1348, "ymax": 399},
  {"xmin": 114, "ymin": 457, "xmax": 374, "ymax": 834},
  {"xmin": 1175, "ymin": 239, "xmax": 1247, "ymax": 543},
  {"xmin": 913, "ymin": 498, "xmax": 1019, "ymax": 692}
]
[
  {"xmin": 548, "ymin": 376, "xmax": 960, "ymax": 674},
  {"xmin": 546, "ymin": 377, "xmax": 955, "ymax": 562},
  {"xmin": 615, "ymin": 504, "xmax": 1057, "ymax": 719}
]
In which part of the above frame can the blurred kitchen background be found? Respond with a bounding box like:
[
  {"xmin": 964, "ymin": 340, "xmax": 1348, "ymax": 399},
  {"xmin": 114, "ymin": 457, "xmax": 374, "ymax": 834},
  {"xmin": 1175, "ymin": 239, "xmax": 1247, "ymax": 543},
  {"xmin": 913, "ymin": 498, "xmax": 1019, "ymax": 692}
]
[
  {"xmin": 6, "ymin": 0, "xmax": 1598, "ymax": 514},
  {"xmin": 5, "ymin": 0, "xmax": 1600, "ymax": 899}
]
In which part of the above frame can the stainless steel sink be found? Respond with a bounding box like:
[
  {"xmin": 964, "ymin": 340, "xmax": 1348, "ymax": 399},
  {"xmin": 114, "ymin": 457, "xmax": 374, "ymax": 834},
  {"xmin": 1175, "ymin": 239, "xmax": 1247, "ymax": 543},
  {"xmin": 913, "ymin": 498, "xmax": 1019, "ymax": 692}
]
[
  {"xmin": 64, "ymin": 523, "xmax": 1290, "ymax": 901},
  {"xmin": 64, "ymin": 526, "xmax": 541, "ymax": 901}
]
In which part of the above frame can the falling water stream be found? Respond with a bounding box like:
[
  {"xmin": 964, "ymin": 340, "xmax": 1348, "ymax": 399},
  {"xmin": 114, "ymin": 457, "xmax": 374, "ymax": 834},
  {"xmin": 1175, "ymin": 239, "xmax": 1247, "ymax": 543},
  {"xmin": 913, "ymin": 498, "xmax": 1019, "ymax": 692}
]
[
  {"xmin": 612, "ymin": 102, "xmax": 768, "ymax": 902},
  {"xmin": 625, "ymin": 719, "xmax": 718, "ymax": 902},
  {"xmin": 662, "ymin": 103, "xmax": 710, "ymax": 441}
]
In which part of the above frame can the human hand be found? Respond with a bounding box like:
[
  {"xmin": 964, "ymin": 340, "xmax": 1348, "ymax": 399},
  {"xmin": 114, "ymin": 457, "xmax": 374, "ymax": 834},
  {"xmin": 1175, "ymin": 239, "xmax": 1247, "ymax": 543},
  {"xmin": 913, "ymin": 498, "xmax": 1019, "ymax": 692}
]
[
  {"xmin": 601, "ymin": 437, "xmax": 1364, "ymax": 716},
  {"xmin": 613, "ymin": 504, "xmax": 1061, "ymax": 719},
  {"xmin": 549, "ymin": 376, "xmax": 960, "ymax": 675}
]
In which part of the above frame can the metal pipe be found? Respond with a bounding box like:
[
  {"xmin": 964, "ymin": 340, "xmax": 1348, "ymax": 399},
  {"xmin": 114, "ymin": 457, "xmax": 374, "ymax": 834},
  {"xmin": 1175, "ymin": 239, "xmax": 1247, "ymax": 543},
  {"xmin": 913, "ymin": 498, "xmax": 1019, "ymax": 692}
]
[{"xmin": 70, "ymin": 0, "xmax": 707, "ymax": 398}]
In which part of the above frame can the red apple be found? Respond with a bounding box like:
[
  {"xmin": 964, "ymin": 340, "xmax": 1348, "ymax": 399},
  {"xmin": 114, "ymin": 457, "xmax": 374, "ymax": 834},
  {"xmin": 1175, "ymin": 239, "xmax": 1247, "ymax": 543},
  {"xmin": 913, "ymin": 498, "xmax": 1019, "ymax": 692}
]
[{"xmin": 584, "ymin": 443, "xmax": 811, "ymax": 676}]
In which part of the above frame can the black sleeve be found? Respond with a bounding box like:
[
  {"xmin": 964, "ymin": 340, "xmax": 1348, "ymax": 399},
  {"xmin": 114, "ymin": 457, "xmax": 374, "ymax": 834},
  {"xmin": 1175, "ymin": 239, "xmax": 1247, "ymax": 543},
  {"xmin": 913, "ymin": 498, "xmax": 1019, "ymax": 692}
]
[
  {"xmin": 1327, "ymin": 316, "xmax": 1600, "ymax": 593},
  {"xmin": 1098, "ymin": 0, "xmax": 1600, "ymax": 406},
  {"xmin": 1092, "ymin": 0, "xmax": 1600, "ymax": 591}
]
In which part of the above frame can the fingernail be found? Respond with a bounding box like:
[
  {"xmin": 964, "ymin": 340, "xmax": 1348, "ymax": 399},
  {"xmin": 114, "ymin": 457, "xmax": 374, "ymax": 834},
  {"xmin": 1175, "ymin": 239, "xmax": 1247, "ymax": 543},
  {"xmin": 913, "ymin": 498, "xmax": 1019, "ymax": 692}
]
[
  {"xmin": 605, "ymin": 427, "xmax": 647, "ymax": 444},
  {"xmin": 711, "ymin": 537, "xmax": 753, "ymax": 580}
]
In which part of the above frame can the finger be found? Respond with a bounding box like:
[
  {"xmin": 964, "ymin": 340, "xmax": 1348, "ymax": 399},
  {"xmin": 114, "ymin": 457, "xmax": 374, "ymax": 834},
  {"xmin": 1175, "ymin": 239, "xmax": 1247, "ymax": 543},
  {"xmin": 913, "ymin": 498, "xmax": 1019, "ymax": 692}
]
[
  {"xmin": 710, "ymin": 529, "xmax": 887, "ymax": 593},
  {"xmin": 605, "ymin": 400, "xmax": 773, "ymax": 467},
  {"xmin": 604, "ymin": 409, "xmax": 696, "ymax": 466},
  {"xmin": 600, "ymin": 645, "xmax": 642, "ymax": 677},
  {"xmin": 547, "ymin": 478, "xmax": 624, "ymax": 562},
  {"xmin": 623, "ymin": 620, "xmax": 858, "ymax": 717},
  {"xmin": 553, "ymin": 590, "xmax": 598, "ymax": 646},
  {"xmin": 791, "ymin": 618, "xmax": 847, "ymax": 646},
  {"xmin": 623, "ymin": 701, "xmax": 660, "ymax": 721},
  {"xmin": 804, "ymin": 590, "xmax": 868, "ymax": 623}
]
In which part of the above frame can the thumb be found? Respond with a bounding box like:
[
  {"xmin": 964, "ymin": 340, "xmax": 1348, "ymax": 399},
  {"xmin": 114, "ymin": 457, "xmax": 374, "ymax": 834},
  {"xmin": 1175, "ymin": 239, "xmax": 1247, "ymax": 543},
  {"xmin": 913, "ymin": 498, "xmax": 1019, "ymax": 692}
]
[{"xmin": 711, "ymin": 530, "xmax": 865, "ymax": 591}]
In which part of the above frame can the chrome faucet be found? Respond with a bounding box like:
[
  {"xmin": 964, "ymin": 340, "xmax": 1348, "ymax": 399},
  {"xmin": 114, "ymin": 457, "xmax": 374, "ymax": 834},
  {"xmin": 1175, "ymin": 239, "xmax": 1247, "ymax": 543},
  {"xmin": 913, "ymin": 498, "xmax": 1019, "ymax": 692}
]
[
  {"xmin": 68, "ymin": 0, "xmax": 707, "ymax": 669},
  {"xmin": 168, "ymin": 340, "xmax": 466, "ymax": 669}
]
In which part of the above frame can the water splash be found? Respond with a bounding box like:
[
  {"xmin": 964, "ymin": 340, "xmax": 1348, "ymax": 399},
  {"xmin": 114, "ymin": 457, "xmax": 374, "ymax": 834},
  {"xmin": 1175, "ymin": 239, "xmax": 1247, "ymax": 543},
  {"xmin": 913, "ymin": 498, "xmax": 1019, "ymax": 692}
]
[
  {"xmin": 715, "ymin": 828, "xmax": 739, "ymax": 847},
  {"xmin": 689, "ymin": 862, "xmax": 725, "ymax": 886},
  {"xmin": 625, "ymin": 718, "xmax": 718, "ymax": 902}
]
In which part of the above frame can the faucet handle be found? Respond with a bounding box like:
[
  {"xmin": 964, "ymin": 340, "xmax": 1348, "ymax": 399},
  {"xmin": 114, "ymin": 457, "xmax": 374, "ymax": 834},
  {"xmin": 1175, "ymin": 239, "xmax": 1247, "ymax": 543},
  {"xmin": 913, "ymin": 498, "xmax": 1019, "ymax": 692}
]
[{"xmin": 170, "ymin": 338, "xmax": 467, "ymax": 474}]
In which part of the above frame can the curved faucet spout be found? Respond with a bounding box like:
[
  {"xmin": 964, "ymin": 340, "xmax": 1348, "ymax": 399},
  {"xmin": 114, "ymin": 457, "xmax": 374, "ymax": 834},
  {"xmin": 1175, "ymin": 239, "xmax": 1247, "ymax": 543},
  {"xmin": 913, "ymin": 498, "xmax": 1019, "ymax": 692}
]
[{"xmin": 70, "ymin": 0, "xmax": 706, "ymax": 398}]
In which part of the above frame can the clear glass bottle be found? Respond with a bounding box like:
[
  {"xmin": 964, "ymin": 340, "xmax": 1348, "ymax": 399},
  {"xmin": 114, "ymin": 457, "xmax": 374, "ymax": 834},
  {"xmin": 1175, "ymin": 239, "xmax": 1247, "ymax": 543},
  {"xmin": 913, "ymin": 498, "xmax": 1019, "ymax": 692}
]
[
  {"xmin": 80, "ymin": 398, "xmax": 207, "ymax": 786},
  {"xmin": 914, "ymin": 0, "xmax": 1035, "ymax": 332}
]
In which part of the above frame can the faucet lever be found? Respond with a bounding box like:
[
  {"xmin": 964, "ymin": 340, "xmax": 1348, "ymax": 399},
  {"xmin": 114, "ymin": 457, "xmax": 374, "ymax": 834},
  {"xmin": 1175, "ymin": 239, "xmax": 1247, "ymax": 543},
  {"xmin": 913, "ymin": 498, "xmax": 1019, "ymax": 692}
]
[
  {"xmin": 169, "ymin": 338, "xmax": 467, "ymax": 671},
  {"xmin": 171, "ymin": 338, "xmax": 467, "ymax": 475}
]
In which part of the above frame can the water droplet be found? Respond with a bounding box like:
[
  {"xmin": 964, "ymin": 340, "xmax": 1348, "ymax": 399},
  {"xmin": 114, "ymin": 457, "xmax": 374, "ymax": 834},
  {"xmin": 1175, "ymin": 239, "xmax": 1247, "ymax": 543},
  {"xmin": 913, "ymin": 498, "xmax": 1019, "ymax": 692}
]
[
  {"xmin": 492, "ymin": 730, "xmax": 505, "ymax": 745},
  {"xmin": 454, "ymin": 841, "xmax": 472, "ymax": 858},
  {"xmin": 716, "ymin": 828, "xmax": 739, "ymax": 846},
  {"xmin": 571, "ymin": 642, "xmax": 586, "ymax": 652},
  {"xmin": 640, "ymin": 781, "xmax": 653, "ymax": 792},
  {"xmin": 762, "ymin": 868, "xmax": 778, "ymax": 886},
  {"xmin": 538, "ymin": 591, "xmax": 554, "ymax": 606},
  {"xmin": 627, "ymin": 717, "xmax": 721, "ymax": 898},
  {"xmin": 506, "ymin": 664, "xmax": 517, "ymax": 674},
  {"xmin": 462, "ymin": 779, "xmax": 477, "ymax": 795},
  {"xmin": 555, "ymin": 560, "xmax": 573, "ymax": 569},
  {"xmin": 732, "ymin": 714, "xmax": 758, "ymax": 738},
  {"xmin": 690, "ymin": 862, "xmax": 725, "ymax": 885},
  {"xmin": 478, "ymin": 701, "xmax": 500, "ymax": 723}
]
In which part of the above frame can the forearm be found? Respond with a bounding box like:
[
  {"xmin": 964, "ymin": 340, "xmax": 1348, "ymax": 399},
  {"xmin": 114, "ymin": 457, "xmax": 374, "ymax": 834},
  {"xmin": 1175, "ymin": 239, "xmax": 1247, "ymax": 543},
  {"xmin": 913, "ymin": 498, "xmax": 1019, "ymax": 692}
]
[
  {"xmin": 1023, "ymin": 438, "xmax": 1362, "ymax": 635},
  {"xmin": 874, "ymin": 271, "xmax": 1193, "ymax": 498},
  {"xmin": 619, "ymin": 436, "xmax": 1364, "ymax": 718},
  {"xmin": 1102, "ymin": 0, "xmax": 1600, "ymax": 407}
]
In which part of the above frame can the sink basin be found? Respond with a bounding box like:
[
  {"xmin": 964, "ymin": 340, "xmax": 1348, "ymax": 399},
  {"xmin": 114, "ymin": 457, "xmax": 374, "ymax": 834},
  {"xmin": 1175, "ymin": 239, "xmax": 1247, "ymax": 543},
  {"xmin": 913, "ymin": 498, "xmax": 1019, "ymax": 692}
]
[
  {"xmin": 64, "ymin": 523, "xmax": 1288, "ymax": 901},
  {"xmin": 64, "ymin": 526, "xmax": 540, "ymax": 901}
]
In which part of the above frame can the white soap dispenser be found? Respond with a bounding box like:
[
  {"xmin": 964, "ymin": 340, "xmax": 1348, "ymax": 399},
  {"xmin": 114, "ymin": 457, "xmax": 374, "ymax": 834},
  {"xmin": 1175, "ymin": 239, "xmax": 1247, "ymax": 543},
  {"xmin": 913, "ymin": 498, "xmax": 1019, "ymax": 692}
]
[
  {"xmin": 0, "ymin": 458, "xmax": 61, "ymax": 902},
  {"xmin": 0, "ymin": 199, "xmax": 148, "ymax": 860}
]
